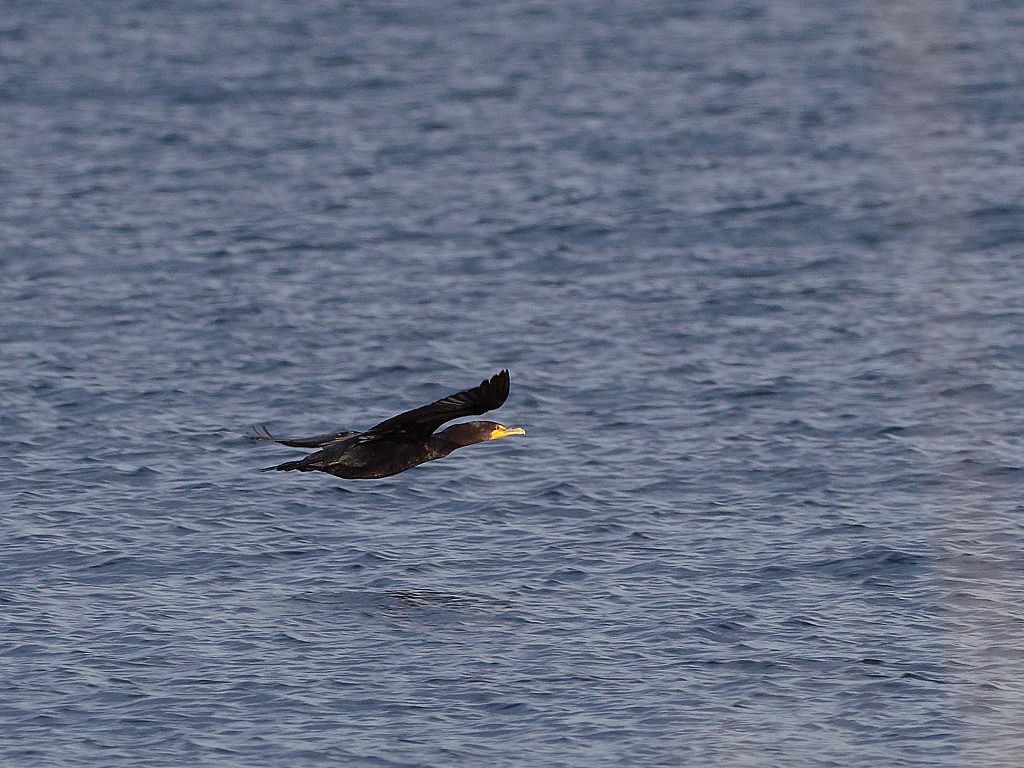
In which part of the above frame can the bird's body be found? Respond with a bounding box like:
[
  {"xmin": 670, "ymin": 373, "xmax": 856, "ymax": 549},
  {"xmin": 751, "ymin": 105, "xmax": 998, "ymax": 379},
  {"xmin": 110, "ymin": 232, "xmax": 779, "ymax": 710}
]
[
  {"xmin": 269, "ymin": 435, "xmax": 439, "ymax": 479},
  {"xmin": 250, "ymin": 370, "xmax": 524, "ymax": 480}
]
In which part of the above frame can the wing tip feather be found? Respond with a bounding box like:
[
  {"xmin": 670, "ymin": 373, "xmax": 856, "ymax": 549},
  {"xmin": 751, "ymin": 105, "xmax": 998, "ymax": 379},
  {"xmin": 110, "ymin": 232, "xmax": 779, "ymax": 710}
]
[
  {"xmin": 247, "ymin": 423, "xmax": 275, "ymax": 441},
  {"xmin": 488, "ymin": 368, "xmax": 511, "ymax": 409}
]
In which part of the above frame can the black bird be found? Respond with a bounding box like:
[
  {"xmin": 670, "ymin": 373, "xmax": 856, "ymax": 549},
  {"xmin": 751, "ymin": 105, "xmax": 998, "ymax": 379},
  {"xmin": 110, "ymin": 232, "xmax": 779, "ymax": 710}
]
[{"xmin": 250, "ymin": 370, "xmax": 525, "ymax": 479}]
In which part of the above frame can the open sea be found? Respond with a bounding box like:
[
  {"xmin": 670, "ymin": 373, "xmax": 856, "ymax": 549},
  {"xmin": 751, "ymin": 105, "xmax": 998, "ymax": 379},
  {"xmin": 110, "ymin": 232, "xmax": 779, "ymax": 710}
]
[{"xmin": 2, "ymin": 1, "xmax": 1023, "ymax": 766}]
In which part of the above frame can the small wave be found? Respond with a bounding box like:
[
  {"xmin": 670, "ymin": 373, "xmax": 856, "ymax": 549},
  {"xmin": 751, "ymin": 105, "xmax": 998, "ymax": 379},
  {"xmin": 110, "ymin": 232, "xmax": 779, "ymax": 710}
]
[{"xmin": 808, "ymin": 547, "xmax": 928, "ymax": 581}]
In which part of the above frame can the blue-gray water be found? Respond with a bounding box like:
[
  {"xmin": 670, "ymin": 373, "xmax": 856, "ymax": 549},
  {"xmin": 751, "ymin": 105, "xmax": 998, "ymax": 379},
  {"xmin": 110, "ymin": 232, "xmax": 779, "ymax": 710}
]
[{"xmin": 2, "ymin": 2, "xmax": 1023, "ymax": 766}]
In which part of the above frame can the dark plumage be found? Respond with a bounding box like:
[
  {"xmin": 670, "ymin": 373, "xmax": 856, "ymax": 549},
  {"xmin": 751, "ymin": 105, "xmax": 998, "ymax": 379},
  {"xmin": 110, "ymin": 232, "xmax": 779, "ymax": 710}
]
[{"xmin": 249, "ymin": 370, "xmax": 525, "ymax": 480}]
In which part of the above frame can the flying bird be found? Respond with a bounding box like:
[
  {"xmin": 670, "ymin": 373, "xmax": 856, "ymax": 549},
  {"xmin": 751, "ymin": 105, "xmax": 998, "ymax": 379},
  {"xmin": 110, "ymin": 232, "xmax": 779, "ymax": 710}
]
[{"xmin": 250, "ymin": 370, "xmax": 524, "ymax": 479}]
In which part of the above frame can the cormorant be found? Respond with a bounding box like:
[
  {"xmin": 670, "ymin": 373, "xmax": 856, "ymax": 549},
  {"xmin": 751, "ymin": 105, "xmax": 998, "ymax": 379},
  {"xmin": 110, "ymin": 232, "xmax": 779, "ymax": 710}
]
[{"xmin": 250, "ymin": 370, "xmax": 524, "ymax": 479}]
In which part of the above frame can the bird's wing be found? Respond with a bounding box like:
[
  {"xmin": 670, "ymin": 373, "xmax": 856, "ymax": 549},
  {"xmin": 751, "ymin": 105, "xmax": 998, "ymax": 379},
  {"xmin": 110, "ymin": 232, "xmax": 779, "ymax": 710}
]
[
  {"xmin": 247, "ymin": 423, "xmax": 359, "ymax": 449},
  {"xmin": 360, "ymin": 370, "xmax": 511, "ymax": 444}
]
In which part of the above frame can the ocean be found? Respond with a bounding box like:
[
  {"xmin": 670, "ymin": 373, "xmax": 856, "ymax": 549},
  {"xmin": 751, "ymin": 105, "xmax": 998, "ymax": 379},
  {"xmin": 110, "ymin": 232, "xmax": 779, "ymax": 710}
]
[{"xmin": 2, "ymin": 1, "xmax": 1023, "ymax": 765}]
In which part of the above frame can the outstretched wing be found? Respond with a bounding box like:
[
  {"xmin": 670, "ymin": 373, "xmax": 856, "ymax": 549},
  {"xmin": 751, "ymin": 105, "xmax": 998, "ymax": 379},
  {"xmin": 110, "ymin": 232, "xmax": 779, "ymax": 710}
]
[
  {"xmin": 247, "ymin": 423, "xmax": 359, "ymax": 449},
  {"xmin": 361, "ymin": 370, "xmax": 511, "ymax": 444}
]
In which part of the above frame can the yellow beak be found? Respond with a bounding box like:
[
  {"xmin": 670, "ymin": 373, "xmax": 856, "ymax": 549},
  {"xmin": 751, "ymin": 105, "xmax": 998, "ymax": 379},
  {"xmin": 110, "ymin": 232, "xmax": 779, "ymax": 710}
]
[{"xmin": 490, "ymin": 426, "xmax": 526, "ymax": 440}]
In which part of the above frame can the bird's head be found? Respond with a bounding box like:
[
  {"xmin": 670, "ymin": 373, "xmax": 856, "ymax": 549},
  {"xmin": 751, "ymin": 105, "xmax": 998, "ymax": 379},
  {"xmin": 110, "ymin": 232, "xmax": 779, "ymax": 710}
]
[{"xmin": 437, "ymin": 421, "xmax": 526, "ymax": 447}]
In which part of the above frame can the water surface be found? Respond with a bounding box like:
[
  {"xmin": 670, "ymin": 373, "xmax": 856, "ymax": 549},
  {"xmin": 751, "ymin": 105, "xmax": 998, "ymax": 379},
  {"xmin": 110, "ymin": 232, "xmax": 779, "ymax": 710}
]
[{"xmin": 2, "ymin": 2, "xmax": 1023, "ymax": 766}]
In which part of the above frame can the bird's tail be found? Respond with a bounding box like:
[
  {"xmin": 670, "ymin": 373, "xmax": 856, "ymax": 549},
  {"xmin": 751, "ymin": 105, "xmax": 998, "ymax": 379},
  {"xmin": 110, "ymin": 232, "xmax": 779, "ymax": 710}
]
[{"xmin": 260, "ymin": 459, "xmax": 309, "ymax": 472}]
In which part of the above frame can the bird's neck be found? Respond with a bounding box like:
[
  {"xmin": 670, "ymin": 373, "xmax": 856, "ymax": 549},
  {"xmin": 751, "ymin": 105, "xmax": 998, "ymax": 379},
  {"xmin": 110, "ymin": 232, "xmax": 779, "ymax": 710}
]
[{"xmin": 427, "ymin": 432, "xmax": 479, "ymax": 460}]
